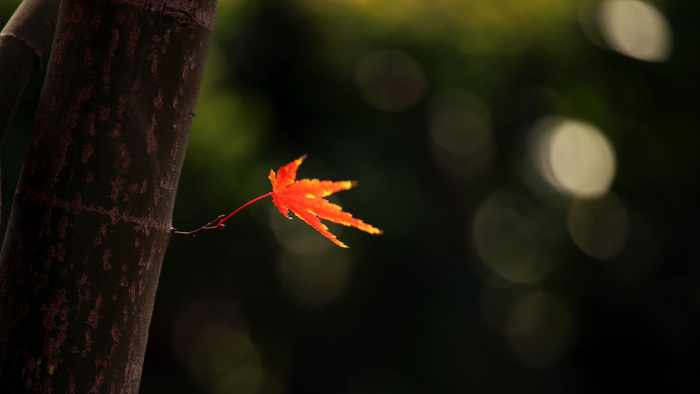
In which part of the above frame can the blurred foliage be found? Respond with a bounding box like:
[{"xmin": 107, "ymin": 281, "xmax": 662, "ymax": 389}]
[{"xmin": 3, "ymin": 0, "xmax": 700, "ymax": 392}]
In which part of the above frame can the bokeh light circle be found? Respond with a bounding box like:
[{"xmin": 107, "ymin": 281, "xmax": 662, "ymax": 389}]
[
  {"xmin": 598, "ymin": 0, "xmax": 672, "ymax": 62},
  {"xmin": 355, "ymin": 49, "xmax": 426, "ymax": 112},
  {"xmin": 568, "ymin": 193, "xmax": 629, "ymax": 260},
  {"xmin": 505, "ymin": 291, "xmax": 574, "ymax": 367},
  {"xmin": 472, "ymin": 192, "xmax": 553, "ymax": 284},
  {"xmin": 277, "ymin": 249, "xmax": 352, "ymax": 308},
  {"xmin": 530, "ymin": 117, "xmax": 616, "ymax": 199},
  {"xmin": 270, "ymin": 206, "xmax": 333, "ymax": 255},
  {"xmin": 428, "ymin": 89, "xmax": 494, "ymax": 176},
  {"xmin": 189, "ymin": 326, "xmax": 262, "ymax": 393}
]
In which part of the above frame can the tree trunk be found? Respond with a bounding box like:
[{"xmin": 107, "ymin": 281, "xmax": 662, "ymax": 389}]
[
  {"xmin": 0, "ymin": 0, "xmax": 59, "ymax": 140},
  {"xmin": 0, "ymin": 0, "xmax": 60, "ymax": 236},
  {"xmin": 0, "ymin": 0, "xmax": 217, "ymax": 392}
]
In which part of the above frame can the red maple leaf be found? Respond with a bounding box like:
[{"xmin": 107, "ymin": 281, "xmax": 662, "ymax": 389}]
[
  {"xmin": 268, "ymin": 155, "xmax": 382, "ymax": 248},
  {"xmin": 174, "ymin": 156, "xmax": 382, "ymax": 248}
]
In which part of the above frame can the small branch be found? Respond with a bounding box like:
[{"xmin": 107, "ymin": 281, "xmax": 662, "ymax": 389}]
[
  {"xmin": 170, "ymin": 215, "xmax": 226, "ymax": 237},
  {"xmin": 171, "ymin": 192, "xmax": 274, "ymax": 238}
]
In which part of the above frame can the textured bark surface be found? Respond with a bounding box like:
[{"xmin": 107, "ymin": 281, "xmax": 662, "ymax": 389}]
[{"xmin": 0, "ymin": 0, "xmax": 216, "ymax": 392}]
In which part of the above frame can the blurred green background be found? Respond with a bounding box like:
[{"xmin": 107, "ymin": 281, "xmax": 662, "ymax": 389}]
[{"xmin": 3, "ymin": 0, "xmax": 700, "ymax": 392}]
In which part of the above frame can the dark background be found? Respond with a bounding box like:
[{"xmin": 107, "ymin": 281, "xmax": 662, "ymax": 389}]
[{"xmin": 2, "ymin": 0, "xmax": 699, "ymax": 392}]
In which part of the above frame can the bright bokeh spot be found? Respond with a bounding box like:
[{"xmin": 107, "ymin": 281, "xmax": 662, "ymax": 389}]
[
  {"xmin": 598, "ymin": 0, "xmax": 672, "ymax": 62},
  {"xmin": 355, "ymin": 50, "xmax": 426, "ymax": 112},
  {"xmin": 530, "ymin": 117, "xmax": 616, "ymax": 199},
  {"xmin": 472, "ymin": 192, "xmax": 553, "ymax": 284},
  {"xmin": 505, "ymin": 291, "xmax": 573, "ymax": 367},
  {"xmin": 568, "ymin": 193, "xmax": 629, "ymax": 260},
  {"xmin": 277, "ymin": 249, "xmax": 352, "ymax": 308},
  {"xmin": 428, "ymin": 89, "xmax": 493, "ymax": 176}
]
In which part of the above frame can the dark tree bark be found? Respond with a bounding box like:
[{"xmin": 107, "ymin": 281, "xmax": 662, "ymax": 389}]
[
  {"xmin": 0, "ymin": 0, "xmax": 59, "ymax": 140},
  {"xmin": 0, "ymin": 0, "xmax": 60, "ymax": 231},
  {"xmin": 0, "ymin": 0, "xmax": 217, "ymax": 392}
]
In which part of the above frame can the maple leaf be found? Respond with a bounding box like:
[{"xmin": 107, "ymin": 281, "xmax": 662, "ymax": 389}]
[
  {"xmin": 268, "ymin": 155, "xmax": 382, "ymax": 248},
  {"xmin": 173, "ymin": 155, "xmax": 382, "ymax": 248}
]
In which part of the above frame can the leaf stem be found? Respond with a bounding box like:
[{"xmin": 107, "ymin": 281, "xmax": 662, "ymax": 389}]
[
  {"xmin": 170, "ymin": 192, "xmax": 273, "ymax": 237},
  {"xmin": 218, "ymin": 192, "xmax": 273, "ymax": 225}
]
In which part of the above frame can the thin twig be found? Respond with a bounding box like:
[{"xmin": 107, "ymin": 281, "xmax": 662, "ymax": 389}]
[
  {"xmin": 170, "ymin": 215, "xmax": 227, "ymax": 237},
  {"xmin": 170, "ymin": 192, "xmax": 274, "ymax": 238}
]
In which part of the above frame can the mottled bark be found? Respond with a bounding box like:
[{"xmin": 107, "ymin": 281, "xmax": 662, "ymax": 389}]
[{"xmin": 0, "ymin": 0, "xmax": 216, "ymax": 392}]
